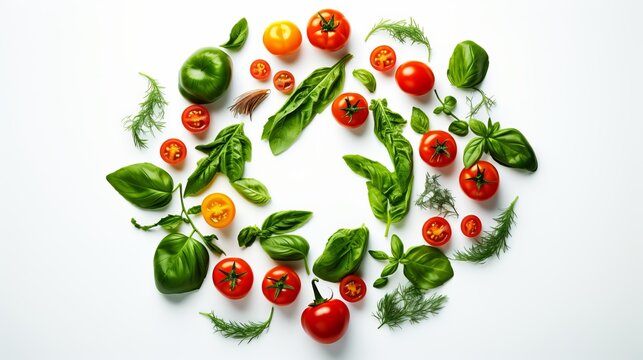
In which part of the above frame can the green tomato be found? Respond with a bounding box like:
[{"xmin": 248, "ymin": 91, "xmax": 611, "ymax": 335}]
[{"xmin": 179, "ymin": 47, "xmax": 232, "ymax": 104}]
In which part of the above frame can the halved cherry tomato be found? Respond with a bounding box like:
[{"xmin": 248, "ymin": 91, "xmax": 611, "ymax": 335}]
[
  {"xmin": 331, "ymin": 92, "xmax": 369, "ymax": 128},
  {"xmin": 306, "ymin": 9, "xmax": 350, "ymax": 51},
  {"xmin": 422, "ymin": 216, "xmax": 452, "ymax": 247},
  {"xmin": 461, "ymin": 215, "xmax": 482, "ymax": 238},
  {"xmin": 459, "ymin": 160, "xmax": 500, "ymax": 201},
  {"xmin": 263, "ymin": 21, "xmax": 302, "ymax": 56},
  {"xmin": 301, "ymin": 279, "xmax": 350, "ymax": 344},
  {"xmin": 250, "ymin": 59, "xmax": 271, "ymax": 81},
  {"xmin": 159, "ymin": 138, "xmax": 186, "ymax": 165},
  {"xmin": 370, "ymin": 45, "xmax": 396, "ymax": 72},
  {"xmin": 213, "ymin": 257, "xmax": 253, "ymax": 300},
  {"xmin": 273, "ymin": 70, "xmax": 295, "ymax": 94},
  {"xmin": 339, "ymin": 275, "xmax": 366, "ymax": 303},
  {"xmin": 395, "ymin": 61, "xmax": 435, "ymax": 96},
  {"xmin": 201, "ymin": 193, "xmax": 236, "ymax": 228},
  {"xmin": 262, "ymin": 265, "xmax": 301, "ymax": 306},
  {"xmin": 181, "ymin": 105, "xmax": 210, "ymax": 133},
  {"xmin": 419, "ymin": 130, "xmax": 457, "ymax": 167}
]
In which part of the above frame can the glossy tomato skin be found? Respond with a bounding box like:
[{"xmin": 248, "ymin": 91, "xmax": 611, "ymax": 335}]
[
  {"xmin": 301, "ymin": 299, "xmax": 350, "ymax": 344},
  {"xmin": 263, "ymin": 21, "xmax": 302, "ymax": 56},
  {"xmin": 331, "ymin": 92, "xmax": 369, "ymax": 128},
  {"xmin": 306, "ymin": 9, "xmax": 350, "ymax": 51},
  {"xmin": 213, "ymin": 257, "xmax": 253, "ymax": 300},
  {"xmin": 461, "ymin": 215, "xmax": 482, "ymax": 238},
  {"xmin": 273, "ymin": 70, "xmax": 295, "ymax": 94},
  {"xmin": 181, "ymin": 105, "xmax": 210, "ymax": 133},
  {"xmin": 459, "ymin": 160, "xmax": 500, "ymax": 201},
  {"xmin": 395, "ymin": 61, "xmax": 435, "ymax": 96},
  {"xmin": 262, "ymin": 265, "xmax": 301, "ymax": 306},
  {"xmin": 422, "ymin": 216, "xmax": 452, "ymax": 247},
  {"xmin": 159, "ymin": 138, "xmax": 186, "ymax": 165},
  {"xmin": 250, "ymin": 59, "xmax": 271, "ymax": 81},
  {"xmin": 201, "ymin": 193, "xmax": 236, "ymax": 228},
  {"xmin": 419, "ymin": 130, "xmax": 457, "ymax": 167},
  {"xmin": 370, "ymin": 45, "xmax": 396, "ymax": 72},
  {"xmin": 339, "ymin": 275, "xmax": 366, "ymax": 303}
]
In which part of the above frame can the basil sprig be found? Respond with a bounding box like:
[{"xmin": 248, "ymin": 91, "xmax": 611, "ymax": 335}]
[{"xmin": 312, "ymin": 225, "xmax": 369, "ymax": 282}]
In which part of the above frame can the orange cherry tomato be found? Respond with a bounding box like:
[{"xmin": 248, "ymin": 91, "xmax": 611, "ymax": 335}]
[
  {"xmin": 370, "ymin": 45, "xmax": 396, "ymax": 72},
  {"xmin": 201, "ymin": 193, "xmax": 236, "ymax": 228},
  {"xmin": 339, "ymin": 275, "xmax": 366, "ymax": 303},
  {"xmin": 263, "ymin": 21, "xmax": 302, "ymax": 56},
  {"xmin": 159, "ymin": 138, "xmax": 186, "ymax": 165},
  {"xmin": 181, "ymin": 105, "xmax": 210, "ymax": 133},
  {"xmin": 422, "ymin": 216, "xmax": 452, "ymax": 247},
  {"xmin": 250, "ymin": 59, "xmax": 271, "ymax": 81},
  {"xmin": 273, "ymin": 70, "xmax": 295, "ymax": 94},
  {"xmin": 461, "ymin": 215, "xmax": 482, "ymax": 238},
  {"xmin": 306, "ymin": 9, "xmax": 350, "ymax": 51}
]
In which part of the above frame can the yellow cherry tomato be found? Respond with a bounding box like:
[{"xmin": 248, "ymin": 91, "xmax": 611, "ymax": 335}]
[
  {"xmin": 201, "ymin": 193, "xmax": 236, "ymax": 228},
  {"xmin": 263, "ymin": 20, "xmax": 302, "ymax": 55}
]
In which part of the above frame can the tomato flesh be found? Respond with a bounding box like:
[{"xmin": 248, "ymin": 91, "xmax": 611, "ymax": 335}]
[
  {"xmin": 395, "ymin": 61, "xmax": 435, "ymax": 96},
  {"xmin": 306, "ymin": 9, "xmax": 351, "ymax": 51},
  {"xmin": 213, "ymin": 257, "xmax": 253, "ymax": 300},
  {"xmin": 160, "ymin": 138, "xmax": 186, "ymax": 165},
  {"xmin": 339, "ymin": 275, "xmax": 366, "ymax": 303},
  {"xmin": 201, "ymin": 193, "xmax": 235, "ymax": 228},
  {"xmin": 181, "ymin": 105, "xmax": 210, "ymax": 133},
  {"xmin": 273, "ymin": 70, "xmax": 295, "ymax": 94},
  {"xmin": 422, "ymin": 216, "xmax": 452, "ymax": 247},
  {"xmin": 370, "ymin": 45, "xmax": 396, "ymax": 72},
  {"xmin": 250, "ymin": 59, "xmax": 271, "ymax": 81},
  {"xmin": 461, "ymin": 215, "xmax": 482, "ymax": 238}
]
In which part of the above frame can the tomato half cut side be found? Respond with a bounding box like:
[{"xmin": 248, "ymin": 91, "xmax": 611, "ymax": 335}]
[
  {"xmin": 461, "ymin": 215, "xmax": 482, "ymax": 238},
  {"xmin": 273, "ymin": 70, "xmax": 295, "ymax": 93},
  {"xmin": 339, "ymin": 275, "xmax": 366, "ymax": 303},
  {"xmin": 370, "ymin": 45, "xmax": 396, "ymax": 72},
  {"xmin": 250, "ymin": 59, "xmax": 271, "ymax": 81},
  {"xmin": 181, "ymin": 105, "xmax": 210, "ymax": 133},
  {"xmin": 422, "ymin": 216, "xmax": 452, "ymax": 247},
  {"xmin": 159, "ymin": 138, "xmax": 187, "ymax": 165},
  {"xmin": 201, "ymin": 193, "xmax": 236, "ymax": 228}
]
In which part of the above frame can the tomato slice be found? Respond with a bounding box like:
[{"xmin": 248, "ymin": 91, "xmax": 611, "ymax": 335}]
[
  {"xmin": 201, "ymin": 193, "xmax": 236, "ymax": 228},
  {"xmin": 339, "ymin": 275, "xmax": 366, "ymax": 303},
  {"xmin": 250, "ymin": 59, "xmax": 271, "ymax": 81},
  {"xmin": 273, "ymin": 70, "xmax": 295, "ymax": 93},
  {"xmin": 370, "ymin": 45, "xmax": 396, "ymax": 72},
  {"xmin": 422, "ymin": 216, "xmax": 452, "ymax": 247},
  {"xmin": 461, "ymin": 215, "xmax": 482, "ymax": 238},
  {"xmin": 159, "ymin": 138, "xmax": 186, "ymax": 165},
  {"xmin": 181, "ymin": 105, "xmax": 210, "ymax": 133}
]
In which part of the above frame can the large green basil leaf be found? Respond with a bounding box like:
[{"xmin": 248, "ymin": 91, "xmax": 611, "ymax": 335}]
[
  {"xmin": 312, "ymin": 225, "xmax": 369, "ymax": 282},
  {"xmin": 402, "ymin": 245, "xmax": 454, "ymax": 290},
  {"xmin": 106, "ymin": 162, "xmax": 174, "ymax": 209},
  {"xmin": 261, "ymin": 210, "xmax": 313, "ymax": 235},
  {"xmin": 263, "ymin": 54, "xmax": 352, "ymax": 155},
  {"xmin": 343, "ymin": 155, "xmax": 396, "ymax": 191},
  {"xmin": 463, "ymin": 137, "xmax": 485, "ymax": 168},
  {"xmin": 389, "ymin": 178, "xmax": 413, "ymax": 223},
  {"xmin": 366, "ymin": 182, "xmax": 389, "ymax": 222},
  {"xmin": 487, "ymin": 128, "xmax": 538, "ymax": 172},
  {"xmin": 447, "ymin": 40, "xmax": 489, "ymax": 89},
  {"xmin": 410, "ymin": 107, "xmax": 429, "ymax": 134},
  {"xmin": 231, "ymin": 178, "xmax": 271, "ymax": 205},
  {"xmin": 220, "ymin": 18, "xmax": 248, "ymax": 50},
  {"xmin": 153, "ymin": 233, "xmax": 209, "ymax": 294},
  {"xmin": 260, "ymin": 235, "xmax": 310, "ymax": 271}
]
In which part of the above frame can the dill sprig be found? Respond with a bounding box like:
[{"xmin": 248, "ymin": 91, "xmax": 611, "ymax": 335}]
[
  {"xmin": 123, "ymin": 72, "xmax": 167, "ymax": 149},
  {"xmin": 374, "ymin": 284, "xmax": 447, "ymax": 329},
  {"xmin": 199, "ymin": 307, "xmax": 274, "ymax": 344},
  {"xmin": 466, "ymin": 88, "xmax": 496, "ymax": 118},
  {"xmin": 416, "ymin": 173, "xmax": 458, "ymax": 218},
  {"xmin": 454, "ymin": 196, "xmax": 518, "ymax": 263},
  {"xmin": 365, "ymin": 18, "xmax": 432, "ymax": 61}
]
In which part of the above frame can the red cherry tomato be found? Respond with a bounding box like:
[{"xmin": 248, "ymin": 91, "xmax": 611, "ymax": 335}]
[
  {"xmin": 419, "ymin": 130, "xmax": 457, "ymax": 167},
  {"xmin": 250, "ymin": 59, "xmax": 271, "ymax": 81},
  {"xmin": 395, "ymin": 61, "xmax": 435, "ymax": 96},
  {"xmin": 459, "ymin": 160, "xmax": 500, "ymax": 201},
  {"xmin": 273, "ymin": 70, "xmax": 295, "ymax": 94},
  {"xmin": 331, "ymin": 92, "xmax": 369, "ymax": 128},
  {"xmin": 212, "ymin": 257, "xmax": 253, "ymax": 300},
  {"xmin": 301, "ymin": 279, "xmax": 350, "ymax": 344},
  {"xmin": 461, "ymin": 215, "xmax": 482, "ymax": 238},
  {"xmin": 262, "ymin": 265, "xmax": 301, "ymax": 306},
  {"xmin": 159, "ymin": 138, "xmax": 186, "ymax": 165},
  {"xmin": 370, "ymin": 45, "xmax": 396, "ymax": 72},
  {"xmin": 181, "ymin": 105, "xmax": 210, "ymax": 133},
  {"xmin": 306, "ymin": 9, "xmax": 350, "ymax": 51},
  {"xmin": 339, "ymin": 275, "xmax": 366, "ymax": 303},
  {"xmin": 422, "ymin": 216, "xmax": 452, "ymax": 247}
]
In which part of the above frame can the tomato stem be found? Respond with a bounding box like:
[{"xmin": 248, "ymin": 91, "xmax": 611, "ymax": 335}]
[{"xmin": 309, "ymin": 278, "xmax": 328, "ymax": 306}]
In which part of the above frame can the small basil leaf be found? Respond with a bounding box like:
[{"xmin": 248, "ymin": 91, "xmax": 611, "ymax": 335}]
[
  {"xmin": 260, "ymin": 235, "xmax": 310, "ymax": 273},
  {"xmin": 220, "ymin": 18, "xmax": 248, "ymax": 50},
  {"xmin": 202, "ymin": 234, "xmax": 224, "ymax": 256},
  {"xmin": 106, "ymin": 163, "xmax": 174, "ymax": 209},
  {"xmin": 187, "ymin": 205, "xmax": 201, "ymax": 215},
  {"xmin": 443, "ymin": 96, "xmax": 457, "ymax": 113},
  {"xmin": 237, "ymin": 226, "xmax": 261, "ymax": 248},
  {"xmin": 369, "ymin": 250, "xmax": 390, "ymax": 261},
  {"xmin": 490, "ymin": 121, "xmax": 500, "ymax": 135},
  {"xmin": 402, "ymin": 245, "xmax": 454, "ymax": 290},
  {"xmin": 352, "ymin": 68, "xmax": 376, "ymax": 93},
  {"xmin": 231, "ymin": 178, "xmax": 271, "ymax": 205},
  {"xmin": 433, "ymin": 106, "xmax": 444, "ymax": 115},
  {"xmin": 487, "ymin": 128, "xmax": 538, "ymax": 172},
  {"xmin": 158, "ymin": 215, "xmax": 184, "ymax": 232},
  {"xmin": 153, "ymin": 234, "xmax": 209, "ymax": 294},
  {"xmin": 390, "ymin": 234, "xmax": 404, "ymax": 259},
  {"xmin": 448, "ymin": 120, "xmax": 469, "ymax": 137},
  {"xmin": 261, "ymin": 210, "xmax": 313, "ymax": 234},
  {"xmin": 380, "ymin": 261, "xmax": 399, "ymax": 277},
  {"xmin": 463, "ymin": 137, "xmax": 485, "ymax": 168},
  {"xmin": 410, "ymin": 107, "xmax": 430, "ymax": 134},
  {"xmin": 312, "ymin": 225, "xmax": 369, "ymax": 282},
  {"xmin": 373, "ymin": 277, "xmax": 388, "ymax": 288},
  {"xmin": 468, "ymin": 119, "xmax": 487, "ymax": 137}
]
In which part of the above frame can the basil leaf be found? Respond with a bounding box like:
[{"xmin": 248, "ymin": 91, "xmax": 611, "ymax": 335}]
[
  {"xmin": 463, "ymin": 137, "xmax": 485, "ymax": 168},
  {"xmin": 106, "ymin": 162, "xmax": 174, "ymax": 209},
  {"xmin": 263, "ymin": 54, "xmax": 352, "ymax": 155},
  {"xmin": 366, "ymin": 182, "xmax": 389, "ymax": 222},
  {"xmin": 260, "ymin": 235, "xmax": 310, "ymax": 272},
  {"xmin": 388, "ymin": 177, "xmax": 413, "ymax": 223},
  {"xmin": 231, "ymin": 178, "xmax": 271, "ymax": 205},
  {"xmin": 261, "ymin": 210, "xmax": 313, "ymax": 234},
  {"xmin": 433, "ymin": 106, "xmax": 444, "ymax": 115},
  {"xmin": 352, "ymin": 68, "xmax": 376, "ymax": 93},
  {"xmin": 443, "ymin": 96, "xmax": 457, "ymax": 113},
  {"xmin": 237, "ymin": 226, "xmax": 261, "ymax": 248},
  {"xmin": 487, "ymin": 128, "xmax": 538, "ymax": 172},
  {"xmin": 391, "ymin": 234, "xmax": 404, "ymax": 259},
  {"xmin": 380, "ymin": 261, "xmax": 399, "ymax": 277},
  {"xmin": 202, "ymin": 234, "xmax": 224, "ymax": 255},
  {"xmin": 158, "ymin": 215, "xmax": 185, "ymax": 232},
  {"xmin": 447, "ymin": 40, "xmax": 490, "ymax": 89},
  {"xmin": 402, "ymin": 245, "xmax": 454, "ymax": 290},
  {"xmin": 410, "ymin": 107, "xmax": 429, "ymax": 134},
  {"xmin": 220, "ymin": 18, "xmax": 248, "ymax": 50},
  {"xmin": 153, "ymin": 233, "xmax": 209, "ymax": 294},
  {"xmin": 312, "ymin": 225, "xmax": 369, "ymax": 282},
  {"xmin": 468, "ymin": 118, "xmax": 487, "ymax": 137},
  {"xmin": 373, "ymin": 277, "xmax": 388, "ymax": 288},
  {"xmin": 448, "ymin": 120, "xmax": 469, "ymax": 137},
  {"xmin": 369, "ymin": 250, "xmax": 390, "ymax": 261},
  {"xmin": 187, "ymin": 205, "xmax": 201, "ymax": 215}
]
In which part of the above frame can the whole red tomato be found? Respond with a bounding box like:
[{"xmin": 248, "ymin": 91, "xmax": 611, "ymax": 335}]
[
  {"xmin": 339, "ymin": 275, "xmax": 366, "ymax": 303},
  {"xmin": 419, "ymin": 130, "xmax": 457, "ymax": 167},
  {"xmin": 395, "ymin": 61, "xmax": 435, "ymax": 96},
  {"xmin": 301, "ymin": 279, "xmax": 350, "ymax": 344},
  {"xmin": 212, "ymin": 257, "xmax": 253, "ymax": 300},
  {"xmin": 262, "ymin": 265, "xmax": 301, "ymax": 306},
  {"xmin": 306, "ymin": 9, "xmax": 350, "ymax": 51},
  {"xmin": 331, "ymin": 92, "xmax": 369, "ymax": 128},
  {"xmin": 459, "ymin": 160, "xmax": 500, "ymax": 201}
]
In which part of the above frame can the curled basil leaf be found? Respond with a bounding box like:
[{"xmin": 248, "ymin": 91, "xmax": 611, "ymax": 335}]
[
  {"xmin": 261, "ymin": 210, "xmax": 313, "ymax": 234},
  {"xmin": 260, "ymin": 234, "xmax": 310, "ymax": 273},
  {"xmin": 447, "ymin": 40, "xmax": 489, "ymax": 89},
  {"xmin": 231, "ymin": 178, "xmax": 271, "ymax": 205},
  {"xmin": 237, "ymin": 226, "xmax": 261, "ymax": 247},
  {"xmin": 106, "ymin": 162, "xmax": 174, "ymax": 209},
  {"xmin": 352, "ymin": 68, "xmax": 376, "ymax": 93},
  {"xmin": 153, "ymin": 233, "xmax": 209, "ymax": 294},
  {"xmin": 401, "ymin": 246, "xmax": 454, "ymax": 290},
  {"xmin": 312, "ymin": 225, "xmax": 369, "ymax": 282},
  {"xmin": 410, "ymin": 107, "xmax": 429, "ymax": 134},
  {"xmin": 463, "ymin": 137, "xmax": 485, "ymax": 168},
  {"xmin": 448, "ymin": 120, "xmax": 469, "ymax": 137},
  {"xmin": 487, "ymin": 128, "xmax": 538, "ymax": 172},
  {"xmin": 220, "ymin": 18, "xmax": 248, "ymax": 50}
]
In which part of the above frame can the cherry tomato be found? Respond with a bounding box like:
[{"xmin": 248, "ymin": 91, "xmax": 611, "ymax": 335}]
[
  {"xmin": 459, "ymin": 160, "xmax": 500, "ymax": 201},
  {"xmin": 331, "ymin": 92, "xmax": 369, "ymax": 128},
  {"xmin": 395, "ymin": 61, "xmax": 435, "ymax": 96},
  {"xmin": 263, "ymin": 21, "xmax": 302, "ymax": 56},
  {"xmin": 273, "ymin": 70, "xmax": 295, "ymax": 94},
  {"xmin": 159, "ymin": 138, "xmax": 186, "ymax": 165},
  {"xmin": 339, "ymin": 275, "xmax": 366, "ymax": 303},
  {"xmin": 419, "ymin": 130, "xmax": 457, "ymax": 167},
  {"xmin": 301, "ymin": 279, "xmax": 350, "ymax": 344},
  {"xmin": 212, "ymin": 257, "xmax": 253, "ymax": 300},
  {"xmin": 306, "ymin": 9, "xmax": 350, "ymax": 51},
  {"xmin": 262, "ymin": 265, "xmax": 301, "ymax": 306},
  {"xmin": 250, "ymin": 59, "xmax": 271, "ymax": 81},
  {"xmin": 370, "ymin": 45, "xmax": 396, "ymax": 72},
  {"xmin": 181, "ymin": 105, "xmax": 210, "ymax": 133},
  {"xmin": 201, "ymin": 193, "xmax": 236, "ymax": 228},
  {"xmin": 461, "ymin": 215, "xmax": 482, "ymax": 238},
  {"xmin": 422, "ymin": 216, "xmax": 452, "ymax": 247}
]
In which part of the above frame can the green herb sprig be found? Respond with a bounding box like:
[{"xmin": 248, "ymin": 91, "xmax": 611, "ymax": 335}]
[
  {"xmin": 200, "ymin": 307, "xmax": 274, "ymax": 343},
  {"xmin": 416, "ymin": 173, "xmax": 458, "ymax": 218},
  {"xmin": 374, "ymin": 284, "xmax": 447, "ymax": 329},
  {"xmin": 123, "ymin": 72, "xmax": 167, "ymax": 149},
  {"xmin": 365, "ymin": 18, "xmax": 431, "ymax": 61}
]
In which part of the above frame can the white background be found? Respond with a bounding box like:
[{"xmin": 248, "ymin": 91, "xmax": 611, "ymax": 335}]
[{"xmin": 1, "ymin": 0, "xmax": 642, "ymax": 358}]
